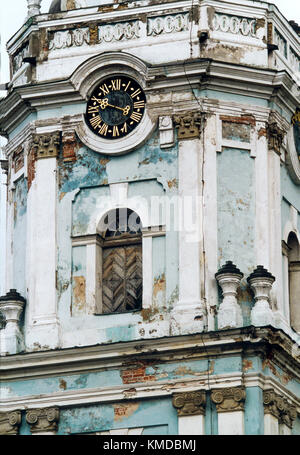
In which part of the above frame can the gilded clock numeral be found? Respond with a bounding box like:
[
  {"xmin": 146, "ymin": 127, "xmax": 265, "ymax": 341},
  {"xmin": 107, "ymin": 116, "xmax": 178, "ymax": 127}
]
[
  {"xmin": 133, "ymin": 101, "xmax": 145, "ymax": 109},
  {"xmin": 99, "ymin": 84, "xmax": 110, "ymax": 96},
  {"xmin": 131, "ymin": 88, "xmax": 141, "ymax": 99},
  {"xmin": 99, "ymin": 123, "xmax": 109, "ymax": 136},
  {"xmin": 130, "ymin": 111, "xmax": 142, "ymax": 122},
  {"xmin": 121, "ymin": 122, "xmax": 128, "ymax": 133},
  {"xmin": 90, "ymin": 115, "xmax": 102, "ymax": 129},
  {"xmin": 111, "ymin": 79, "xmax": 121, "ymax": 91},
  {"xmin": 124, "ymin": 81, "xmax": 131, "ymax": 92},
  {"xmin": 113, "ymin": 125, "xmax": 120, "ymax": 137},
  {"xmin": 88, "ymin": 105, "xmax": 99, "ymax": 114}
]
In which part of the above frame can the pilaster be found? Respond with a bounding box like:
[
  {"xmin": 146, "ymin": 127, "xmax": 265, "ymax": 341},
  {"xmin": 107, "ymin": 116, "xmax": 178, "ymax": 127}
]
[
  {"xmin": 26, "ymin": 132, "xmax": 60, "ymax": 350},
  {"xmin": 172, "ymin": 391, "xmax": 206, "ymax": 435},
  {"xmin": 211, "ymin": 386, "xmax": 246, "ymax": 435},
  {"xmin": 170, "ymin": 112, "xmax": 206, "ymax": 335}
]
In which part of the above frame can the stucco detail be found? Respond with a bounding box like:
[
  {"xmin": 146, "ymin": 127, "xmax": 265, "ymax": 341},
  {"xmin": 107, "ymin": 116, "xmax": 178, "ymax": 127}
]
[
  {"xmin": 26, "ymin": 407, "xmax": 60, "ymax": 434},
  {"xmin": 263, "ymin": 390, "xmax": 297, "ymax": 428},
  {"xmin": 0, "ymin": 411, "xmax": 22, "ymax": 435},
  {"xmin": 172, "ymin": 391, "xmax": 206, "ymax": 416},
  {"xmin": 32, "ymin": 132, "xmax": 61, "ymax": 160},
  {"xmin": 211, "ymin": 387, "xmax": 246, "ymax": 413},
  {"xmin": 173, "ymin": 113, "xmax": 203, "ymax": 140}
]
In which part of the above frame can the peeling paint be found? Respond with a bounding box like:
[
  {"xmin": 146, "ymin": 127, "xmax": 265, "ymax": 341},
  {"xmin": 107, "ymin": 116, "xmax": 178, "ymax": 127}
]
[
  {"xmin": 73, "ymin": 275, "xmax": 86, "ymax": 314},
  {"xmin": 113, "ymin": 403, "xmax": 139, "ymax": 421}
]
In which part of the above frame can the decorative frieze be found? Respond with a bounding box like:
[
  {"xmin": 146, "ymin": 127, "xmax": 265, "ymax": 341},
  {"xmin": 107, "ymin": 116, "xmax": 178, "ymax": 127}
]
[
  {"xmin": 0, "ymin": 411, "xmax": 22, "ymax": 435},
  {"xmin": 12, "ymin": 146, "xmax": 24, "ymax": 173},
  {"xmin": 263, "ymin": 390, "xmax": 297, "ymax": 429},
  {"xmin": 26, "ymin": 407, "xmax": 60, "ymax": 434},
  {"xmin": 48, "ymin": 21, "xmax": 140, "ymax": 50},
  {"xmin": 290, "ymin": 47, "xmax": 300, "ymax": 73},
  {"xmin": 211, "ymin": 387, "xmax": 246, "ymax": 413},
  {"xmin": 274, "ymin": 28, "xmax": 288, "ymax": 59},
  {"xmin": 49, "ymin": 28, "xmax": 90, "ymax": 50},
  {"xmin": 32, "ymin": 132, "xmax": 60, "ymax": 159},
  {"xmin": 174, "ymin": 112, "xmax": 202, "ymax": 140},
  {"xmin": 147, "ymin": 13, "xmax": 189, "ymax": 36},
  {"xmin": 212, "ymin": 13, "xmax": 256, "ymax": 37},
  {"xmin": 172, "ymin": 391, "xmax": 206, "ymax": 416},
  {"xmin": 13, "ymin": 43, "xmax": 29, "ymax": 74},
  {"xmin": 99, "ymin": 21, "xmax": 140, "ymax": 43}
]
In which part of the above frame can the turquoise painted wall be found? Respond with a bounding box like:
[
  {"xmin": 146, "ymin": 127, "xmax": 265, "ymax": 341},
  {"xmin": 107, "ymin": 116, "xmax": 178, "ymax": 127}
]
[
  {"xmin": 217, "ymin": 148, "xmax": 256, "ymax": 324},
  {"xmin": 13, "ymin": 177, "xmax": 27, "ymax": 296}
]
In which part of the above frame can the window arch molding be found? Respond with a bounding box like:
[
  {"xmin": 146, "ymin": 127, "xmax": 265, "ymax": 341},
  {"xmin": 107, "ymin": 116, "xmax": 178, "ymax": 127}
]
[{"xmin": 71, "ymin": 202, "xmax": 166, "ymax": 315}]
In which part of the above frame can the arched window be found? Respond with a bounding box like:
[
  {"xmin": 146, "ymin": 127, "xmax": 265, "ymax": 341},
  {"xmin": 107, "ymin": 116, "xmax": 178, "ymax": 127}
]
[
  {"xmin": 287, "ymin": 232, "xmax": 300, "ymax": 332},
  {"xmin": 99, "ymin": 208, "xmax": 143, "ymax": 314}
]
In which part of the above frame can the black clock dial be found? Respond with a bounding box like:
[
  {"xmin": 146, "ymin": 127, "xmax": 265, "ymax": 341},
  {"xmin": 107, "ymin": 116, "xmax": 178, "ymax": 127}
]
[{"xmin": 85, "ymin": 76, "xmax": 146, "ymax": 139}]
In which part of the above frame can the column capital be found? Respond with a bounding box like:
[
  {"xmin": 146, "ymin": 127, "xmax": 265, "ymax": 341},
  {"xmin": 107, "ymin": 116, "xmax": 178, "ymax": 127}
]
[
  {"xmin": 0, "ymin": 411, "xmax": 22, "ymax": 435},
  {"xmin": 172, "ymin": 390, "xmax": 206, "ymax": 416},
  {"xmin": 32, "ymin": 132, "xmax": 61, "ymax": 160},
  {"xmin": 26, "ymin": 407, "xmax": 60, "ymax": 434},
  {"xmin": 211, "ymin": 386, "xmax": 246, "ymax": 413},
  {"xmin": 266, "ymin": 121, "xmax": 285, "ymax": 155},
  {"xmin": 174, "ymin": 112, "xmax": 203, "ymax": 140},
  {"xmin": 263, "ymin": 390, "xmax": 297, "ymax": 429}
]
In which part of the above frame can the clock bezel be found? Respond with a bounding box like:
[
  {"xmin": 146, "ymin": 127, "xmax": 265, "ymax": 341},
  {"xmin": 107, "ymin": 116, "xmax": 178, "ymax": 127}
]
[{"xmin": 85, "ymin": 74, "xmax": 147, "ymax": 141}]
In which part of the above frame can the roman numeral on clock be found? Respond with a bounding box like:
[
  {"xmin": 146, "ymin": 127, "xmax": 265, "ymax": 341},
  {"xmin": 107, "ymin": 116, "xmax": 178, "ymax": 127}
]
[
  {"xmin": 130, "ymin": 111, "xmax": 142, "ymax": 122},
  {"xmin": 99, "ymin": 123, "xmax": 109, "ymax": 136},
  {"xmin": 88, "ymin": 105, "xmax": 99, "ymax": 114},
  {"xmin": 90, "ymin": 115, "xmax": 102, "ymax": 129},
  {"xmin": 133, "ymin": 101, "xmax": 145, "ymax": 109},
  {"xmin": 113, "ymin": 126, "xmax": 120, "ymax": 137},
  {"xmin": 131, "ymin": 88, "xmax": 141, "ymax": 99},
  {"xmin": 99, "ymin": 84, "xmax": 110, "ymax": 96},
  {"xmin": 111, "ymin": 79, "xmax": 121, "ymax": 91}
]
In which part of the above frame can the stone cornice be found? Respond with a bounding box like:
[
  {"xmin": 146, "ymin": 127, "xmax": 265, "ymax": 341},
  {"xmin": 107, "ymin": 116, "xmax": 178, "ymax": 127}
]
[
  {"xmin": 0, "ymin": 327, "xmax": 299, "ymax": 382},
  {"xmin": 211, "ymin": 386, "xmax": 246, "ymax": 413},
  {"xmin": 0, "ymin": 60, "xmax": 298, "ymax": 137}
]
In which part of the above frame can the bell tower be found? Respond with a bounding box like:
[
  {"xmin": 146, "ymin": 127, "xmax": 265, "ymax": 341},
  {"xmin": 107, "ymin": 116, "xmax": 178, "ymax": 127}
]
[{"xmin": 0, "ymin": 0, "xmax": 299, "ymax": 436}]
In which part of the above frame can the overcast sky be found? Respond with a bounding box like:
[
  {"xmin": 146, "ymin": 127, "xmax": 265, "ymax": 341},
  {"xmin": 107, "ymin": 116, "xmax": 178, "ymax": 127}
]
[{"xmin": 0, "ymin": 0, "xmax": 299, "ymax": 83}]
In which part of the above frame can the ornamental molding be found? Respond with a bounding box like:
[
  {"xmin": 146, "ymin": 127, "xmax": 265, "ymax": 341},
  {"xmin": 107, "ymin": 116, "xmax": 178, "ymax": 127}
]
[
  {"xmin": 172, "ymin": 391, "xmax": 206, "ymax": 416},
  {"xmin": 211, "ymin": 386, "xmax": 246, "ymax": 413},
  {"xmin": 266, "ymin": 121, "xmax": 285, "ymax": 155},
  {"xmin": 147, "ymin": 13, "xmax": 189, "ymax": 36},
  {"xmin": 32, "ymin": 132, "xmax": 61, "ymax": 159},
  {"xmin": 212, "ymin": 13, "xmax": 257, "ymax": 38},
  {"xmin": 173, "ymin": 112, "xmax": 203, "ymax": 140},
  {"xmin": 0, "ymin": 411, "xmax": 22, "ymax": 435},
  {"xmin": 26, "ymin": 407, "xmax": 60, "ymax": 434},
  {"xmin": 263, "ymin": 390, "xmax": 297, "ymax": 428}
]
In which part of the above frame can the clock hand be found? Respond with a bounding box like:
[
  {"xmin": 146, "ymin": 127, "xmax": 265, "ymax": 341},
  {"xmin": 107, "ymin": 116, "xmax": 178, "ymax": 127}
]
[{"xmin": 99, "ymin": 98, "xmax": 130, "ymax": 115}]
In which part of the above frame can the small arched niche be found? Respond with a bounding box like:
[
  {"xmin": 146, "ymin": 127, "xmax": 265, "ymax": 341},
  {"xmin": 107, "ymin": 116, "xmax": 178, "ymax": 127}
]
[
  {"xmin": 98, "ymin": 208, "xmax": 143, "ymax": 314},
  {"xmin": 287, "ymin": 232, "xmax": 300, "ymax": 333}
]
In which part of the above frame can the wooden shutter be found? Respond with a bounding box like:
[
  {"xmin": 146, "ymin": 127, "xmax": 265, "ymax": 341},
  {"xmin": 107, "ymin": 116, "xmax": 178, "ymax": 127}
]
[{"xmin": 102, "ymin": 244, "xmax": 142, "ymax": 313}]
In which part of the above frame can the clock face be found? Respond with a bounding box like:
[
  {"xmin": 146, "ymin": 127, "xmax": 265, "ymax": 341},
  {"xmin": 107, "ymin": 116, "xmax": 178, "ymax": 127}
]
[{"xmin": 85, "ymin": 76, "xmax": 146, "ymax": 140}]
